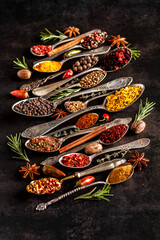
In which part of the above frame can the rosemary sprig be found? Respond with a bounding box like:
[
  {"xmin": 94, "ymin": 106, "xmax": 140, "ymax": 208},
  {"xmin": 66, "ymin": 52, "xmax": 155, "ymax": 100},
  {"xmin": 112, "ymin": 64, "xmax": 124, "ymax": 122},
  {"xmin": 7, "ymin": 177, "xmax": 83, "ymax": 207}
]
[
  {"xmin": 13, "ymin": 56, "xmax": 29, "ymax": 70},
  {"xmin": 134, "ymin": 98, "xmax": 156, "ymax": 122},
  {"xmin": 40, "ymin": 28, "xmax": 68, "ymax": 42},
  {"xmin": 96, "ymin": 150, "xmax": 129, "ymax": 164},
  {"xmin": 49, "ymin": 88, "xmax": 81, "ymax": 101},
  {"xmin": 74, "ymin": 184, "xmax": 113, "ymax": 201},
  {"xmin": 127, "ymin": 44, "xmax": 141, "ymax": 60},
  {"xmin": 7, "ymin": 134, "xmax": 30, "ymax": 162}
]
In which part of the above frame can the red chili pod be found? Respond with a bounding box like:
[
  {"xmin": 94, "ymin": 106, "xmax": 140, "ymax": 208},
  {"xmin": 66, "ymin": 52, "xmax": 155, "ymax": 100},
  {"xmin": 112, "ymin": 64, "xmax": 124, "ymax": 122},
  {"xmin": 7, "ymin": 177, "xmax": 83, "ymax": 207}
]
[
  {"xmin": 10, "ymin": 90, "xmax": 29, "ymax": 99},
  {"xmin": 75, "ymin": 176, "xmax": 95, "ymax": 187},
  {"xmin": 62, "ymin": 69, "xmax": 73, "ymax": 79},
  {"xmin": 42, "ymin": 165, "xmax": 66, "ymax": 178}
]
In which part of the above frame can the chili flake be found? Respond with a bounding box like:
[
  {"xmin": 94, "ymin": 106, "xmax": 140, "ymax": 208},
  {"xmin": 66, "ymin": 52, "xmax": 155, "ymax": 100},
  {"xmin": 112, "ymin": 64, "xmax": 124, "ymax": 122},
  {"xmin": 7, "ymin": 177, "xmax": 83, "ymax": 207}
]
[
  {"xmin": 100, "ymin": 124, "xmax": 128, "ymax": 144},
  {"xmin": 26, "ymin": 177, "xmax": 61, "ymax": 195},
  {"xmin": 61, "ymin": 154, "xmax": 90, "ymax": 168}
]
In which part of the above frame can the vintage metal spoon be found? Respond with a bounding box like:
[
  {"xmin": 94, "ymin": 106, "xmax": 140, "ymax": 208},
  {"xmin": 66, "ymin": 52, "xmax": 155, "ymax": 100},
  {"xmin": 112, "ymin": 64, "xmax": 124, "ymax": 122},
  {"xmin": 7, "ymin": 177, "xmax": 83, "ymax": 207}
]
[
  {"xmin": 13, "ymin": 76, "xmax": 132, "ymax": 119},
  {"xmin": 30, "ymin": 29, "xmax": 103, "ymax": 57},
  {"xmin": 64, "ymin": 83, "xmax": 144, "ymax": 113},
  {"xmin": 25, "ymin": 117, "xmax": 129, "ymax": 153},
  {"xmin": 36, "ymin": 160, "xmax": 134, "ymax": 211},
  {"xmin": 25, "ymin": 127, "xmax": 96, "ymax": 153},
  {"xmin": 32, "ymin": 46, "xmax": 110, "ymax": 73},
  {"xmin": 32, "ymin": 67, "xmax": 105, "ymax": 97},
  {"xmin": 40, "ymin": 137, "xmax": 150, "ymax": 166}
]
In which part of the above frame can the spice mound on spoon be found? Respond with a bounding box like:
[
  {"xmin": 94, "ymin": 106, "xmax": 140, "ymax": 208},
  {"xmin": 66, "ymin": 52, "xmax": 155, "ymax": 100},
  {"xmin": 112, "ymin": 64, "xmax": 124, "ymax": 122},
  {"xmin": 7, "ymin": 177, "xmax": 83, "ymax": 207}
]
[{"xmin": 106, "ymin": 163, "xmax": 134, "ymax": 184}]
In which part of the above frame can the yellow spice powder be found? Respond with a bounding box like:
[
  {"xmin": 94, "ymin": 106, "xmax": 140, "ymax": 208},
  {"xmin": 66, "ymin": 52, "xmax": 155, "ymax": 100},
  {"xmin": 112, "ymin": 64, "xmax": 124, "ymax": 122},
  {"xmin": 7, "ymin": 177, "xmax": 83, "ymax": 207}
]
[
  {"xmin": 34, "ymin": 61, "xmax": 62, "ymax": 72},
  {"xmin": 105, "ymin": 86, "xmax": 142, "ymax": 111},
  {"xmin": 108, "ymin": 164, "xmax": 133, "ymax": 184}
]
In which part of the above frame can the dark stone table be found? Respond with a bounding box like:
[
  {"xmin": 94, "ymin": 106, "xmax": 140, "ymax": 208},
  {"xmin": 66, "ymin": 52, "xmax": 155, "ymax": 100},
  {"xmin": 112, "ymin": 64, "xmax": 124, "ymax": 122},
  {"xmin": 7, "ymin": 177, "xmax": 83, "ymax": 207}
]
[{"xmin": 0, "ymin": 0, "xmax": 159, "ymax": 239}]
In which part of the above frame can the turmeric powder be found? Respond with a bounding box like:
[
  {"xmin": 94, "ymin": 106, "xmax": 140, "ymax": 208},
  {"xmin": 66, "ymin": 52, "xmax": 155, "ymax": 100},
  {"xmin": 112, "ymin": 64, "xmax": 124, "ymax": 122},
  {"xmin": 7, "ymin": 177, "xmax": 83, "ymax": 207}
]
[
  {"xmin": 108, "ymin": 163, "xmax": 133, "ymax": 184},
  {"xmin": 34, "ymin": 61, "xmax": 62, "ymax": 72}
]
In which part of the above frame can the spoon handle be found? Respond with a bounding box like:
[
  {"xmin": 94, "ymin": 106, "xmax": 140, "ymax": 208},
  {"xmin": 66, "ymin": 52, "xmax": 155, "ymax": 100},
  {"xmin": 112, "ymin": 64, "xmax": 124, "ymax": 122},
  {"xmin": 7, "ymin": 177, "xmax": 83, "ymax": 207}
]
[
  {"xmin": 75, "ymin": 158, "xmax": 126, "ymax": 178},
  {"xmin": 36, "ymin": 181, "xmax": 106, "ymax": 211},
  {"xmin": 34, "ymin": 67, "xmax": 102, "ymax": 97},
  {"xmin": 91, "ymin": 138, "xmax": 151, "ymax": 160},
  {"xmin": 61, "ymin": 46, "xmax": 111, "ymax": 65},
  {"xmin": 55, "ymin": 76, "xmax": 132, "ymax": 103},
  {"xmin": 21, "ymin": 105, "xmax": 105, "ymax": 138}
]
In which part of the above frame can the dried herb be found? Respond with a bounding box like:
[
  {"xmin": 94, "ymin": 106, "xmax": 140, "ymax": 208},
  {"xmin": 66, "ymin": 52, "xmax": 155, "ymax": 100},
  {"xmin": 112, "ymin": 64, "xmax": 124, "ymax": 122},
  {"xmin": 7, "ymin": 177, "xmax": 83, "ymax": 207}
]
[
  {"xmin": 19, "ymin": 162, "xmax": 40, "ymax": 180},
  {"xmin": 13, "ymin": 56, "xmax": 29, "ymax": 70},
  {"xmin": 127, "ymin": 44, "xmax": 141, "ymax": 60},
  {"xmin": 96, "ymin": 150, "xmax": 128, "ymax": 164},
  {"xmin": 7, "ymin": 134, "xmax": 30, "ymax": 162},
  {"xmin": 40, "ymin": 28, "xmax": 68, "ymax": 42},
  {"xmin": 49, "ymin": 88, "xmax": 81, "ymax": 101},
  {"xmin": 80, "ymin": 90, "xmax": 108, "ymax": 100},
  {"xmin": 74, "ymin": 184, "xmax": 113, "ymax": 201}
]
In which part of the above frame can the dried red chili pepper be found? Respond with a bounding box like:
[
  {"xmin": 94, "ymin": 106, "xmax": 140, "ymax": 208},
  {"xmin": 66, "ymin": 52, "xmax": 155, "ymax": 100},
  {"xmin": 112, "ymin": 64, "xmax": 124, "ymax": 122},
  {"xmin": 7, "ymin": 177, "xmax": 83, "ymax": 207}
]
[
  {"xmin": 10, "ymin": 90, "xmax": 29, "ymax": 99},
  {"xmin": 62, "ymin": 69, "xmax": 73, "ymax": 79},
  {"xmin": 61, "ymin": 154, "xmax": 90, "ymax": 168},
  {"xmin": 100, "ymin": 124, "xmax": 128, "ymax": 144},
  {"xmin": 75, "ymin": 176, "xmax": 95, "ymax": 187},
  {"xmin": 42, "ymin": 165, "xmax": 66, "ymax": 178}
]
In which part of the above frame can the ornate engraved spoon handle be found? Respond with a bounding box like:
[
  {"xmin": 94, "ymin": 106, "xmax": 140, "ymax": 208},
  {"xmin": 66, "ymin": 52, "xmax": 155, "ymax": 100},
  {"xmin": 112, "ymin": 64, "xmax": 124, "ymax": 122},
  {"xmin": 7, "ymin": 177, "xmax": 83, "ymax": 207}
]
[{"xmin": 36, "ymin": 181, "xmax": 105, "ymax": 211}]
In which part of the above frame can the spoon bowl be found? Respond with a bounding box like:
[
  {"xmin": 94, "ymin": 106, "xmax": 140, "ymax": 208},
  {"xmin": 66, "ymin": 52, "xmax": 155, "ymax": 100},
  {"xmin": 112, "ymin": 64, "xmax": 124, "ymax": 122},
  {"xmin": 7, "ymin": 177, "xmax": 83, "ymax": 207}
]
[
  {"xmin": 32, "ymin": 46, "xmax": 111, "ymax": 73},
  {"xmin": 99, "ymin": 124, "xmax": 129, "ymax": 146},
  {"xmin": 104, "ymin": 47, "xmax": 132, "ymax": 73},
  {"xmin": 105, "ymin": 162, "xmax": 134, "ymax": 184},
  {"xmin": 59, "ymin": 153, "xmax": 92, "ymax": 169}
]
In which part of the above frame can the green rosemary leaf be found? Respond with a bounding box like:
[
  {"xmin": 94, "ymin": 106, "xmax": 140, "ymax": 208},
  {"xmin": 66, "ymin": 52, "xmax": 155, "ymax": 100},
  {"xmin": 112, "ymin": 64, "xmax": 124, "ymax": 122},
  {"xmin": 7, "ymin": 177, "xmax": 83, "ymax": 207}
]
[
  {"xmin": 13, "ymin": 56, "xmax": 29, "ymax": 70},
  {"xmin": 74, "ymin": 184, "xmax": 113, "ymax": 201},
  {"xmin": 134, "ymin": 98, "xmax": 156, "ymax": 122},
  {"xmin": 40, "ymin": 28, "xmax": 68, "ymax": 42},
  {"xmin": 7, "ymin": 134, "xmax": 30, "ymax": 162}
]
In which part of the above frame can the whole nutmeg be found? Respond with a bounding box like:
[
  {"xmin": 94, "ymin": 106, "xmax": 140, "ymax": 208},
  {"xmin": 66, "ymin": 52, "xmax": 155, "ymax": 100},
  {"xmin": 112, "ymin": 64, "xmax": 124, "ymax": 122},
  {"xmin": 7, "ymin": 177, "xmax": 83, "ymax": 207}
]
[
  {"xmin": 17, "ymin": 69, "xmax": 32, "ymax": 80},
  {"xmin": 130, "ymin": 120, "xmax": 146, "ymax": 134},
  {"xmin": 85, "ymin": 142, "xmax": 103, "ymax": 155}
]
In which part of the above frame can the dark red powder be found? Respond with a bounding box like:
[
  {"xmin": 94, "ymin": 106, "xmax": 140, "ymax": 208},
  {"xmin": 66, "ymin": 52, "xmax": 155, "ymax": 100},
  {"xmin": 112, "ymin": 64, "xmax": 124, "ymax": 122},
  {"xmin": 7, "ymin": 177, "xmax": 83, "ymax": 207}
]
[{"xmin": 100, "ymin": 124, "xmax": 128, "ymax": 144}]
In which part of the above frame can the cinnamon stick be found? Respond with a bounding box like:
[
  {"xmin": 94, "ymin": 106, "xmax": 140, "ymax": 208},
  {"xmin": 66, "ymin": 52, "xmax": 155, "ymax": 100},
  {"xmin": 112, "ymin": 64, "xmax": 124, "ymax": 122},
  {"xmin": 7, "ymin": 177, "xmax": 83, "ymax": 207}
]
[
  {"xmin": 59, "ymin": 125, "xmax": 106, "ymax": 154},
  {"xmin": 47, "ymin": 35, "xmax": 87, "ymax": 57}
]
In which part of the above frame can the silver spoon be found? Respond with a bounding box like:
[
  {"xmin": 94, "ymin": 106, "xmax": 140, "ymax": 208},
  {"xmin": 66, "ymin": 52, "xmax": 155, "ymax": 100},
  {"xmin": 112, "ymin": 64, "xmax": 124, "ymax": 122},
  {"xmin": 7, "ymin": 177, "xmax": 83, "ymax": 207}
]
[
  {"xmin": 64, "ymin": 83, "xmax": 144, "ymax": 113},
  {"xmin": 30, "ymin": 29, "xmax": 103, "ymax": 57},
  {"xmin": 40, "ymin": 137, "xmax": 150, "ymax": 166},
  {"xmin": 25, "ymin": 124, "xmax": 102, "ymax": 153},
  {"xmin": 24, "ymin": 117, "xmax": 129, "ymax": 153},
  {"xmin": 36, "ymin": 161, "xmax": 134, "ymax": 211},
  {"xmin": 58, "ymin": 130, "xmax": 128, "ymax": 168},
  {"xmin": 32, "ymin": 46, "xmax": 110, "ymax": 73},
  {"xmin": 32, "ymin": 67, "xmax": 105, "ymax": 97},
  {"xmin": 12, "ymin": 76, "xmax": 132, "ymax": 118}
]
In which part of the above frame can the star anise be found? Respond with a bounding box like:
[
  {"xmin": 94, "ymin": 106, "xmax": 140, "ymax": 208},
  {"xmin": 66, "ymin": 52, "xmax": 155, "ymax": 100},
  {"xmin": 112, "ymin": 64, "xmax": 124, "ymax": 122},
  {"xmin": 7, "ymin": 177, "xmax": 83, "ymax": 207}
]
[
  {"xmin": 51, "ymin": 108, "xmax": 68, "ymax": 119},
  {"xmin": 19, "ymin": 162, "xmax": 40, "ymax": 180},
  {"xmin": 128, "ymin": 150, "xmax": 149, "ymax": 170},
  {"xmin": 63, "ymin": 26, "xmax": 80, "ymax": 38},
  {"xmin": 108, "ymin": 35, "xmax": 129, "ymax": 48}
]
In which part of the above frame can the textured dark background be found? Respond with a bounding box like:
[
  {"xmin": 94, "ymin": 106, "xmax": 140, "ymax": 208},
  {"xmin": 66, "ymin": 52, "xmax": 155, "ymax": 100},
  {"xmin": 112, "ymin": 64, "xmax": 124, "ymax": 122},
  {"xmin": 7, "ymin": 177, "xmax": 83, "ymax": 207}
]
[{"xmin": 0, "ymin": 0, "xmax": 160, "ymax": 239}]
